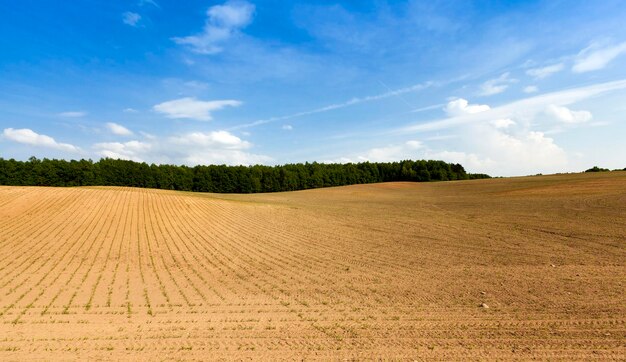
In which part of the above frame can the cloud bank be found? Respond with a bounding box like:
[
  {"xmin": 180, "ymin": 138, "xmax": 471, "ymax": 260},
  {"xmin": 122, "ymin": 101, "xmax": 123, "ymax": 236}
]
[{"xmin": 93, "ymin": 130, "xmax": 269, "ymax": 166}]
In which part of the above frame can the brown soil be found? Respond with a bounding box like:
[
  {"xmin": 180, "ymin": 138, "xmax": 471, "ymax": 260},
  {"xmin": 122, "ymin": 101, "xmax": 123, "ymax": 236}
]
[{"xmin": 0, "ymin": 171, "xmax": 624, "ymax": 360}]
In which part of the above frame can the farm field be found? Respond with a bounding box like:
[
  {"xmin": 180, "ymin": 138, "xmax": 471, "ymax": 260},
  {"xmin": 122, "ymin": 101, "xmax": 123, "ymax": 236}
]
[{"xmin": 0, "ymin": 172, "xmax": 624, "ymax": 359}]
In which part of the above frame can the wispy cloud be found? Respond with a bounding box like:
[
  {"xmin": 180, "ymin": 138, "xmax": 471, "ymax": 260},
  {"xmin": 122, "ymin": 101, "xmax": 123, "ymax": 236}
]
[
  {"xmin": 172, "ymin": 0, "xmax": 255, "ymax": 54},
  {"xmin": 425, "ymin": 134, "xmax": 458, "ymax": 141},
  {"xmin": 282, "ymin": 124, "xmax": 293, "ymax": 131},
  {"xmin": 479, "ymin": 72, "xmax": 517, "ymax": 96},
  {"xmin": 523, "ymin": 85, "xmax": 538, "ymax": 93},
  {"xmin": 411, "ymin": 103, "xmax": 446, "ymax": 113},
  {"xmin": 153, "ymin": 97, "xmax": 242, "ymax": 121},
  {"xmin": 231, "ymin": 81, "xmax": 434, "ymax": 129},
  {"xmin": 58, "ymin": 111, "xmax": 87, "ymax": 118},
  {"xmin": 526, "ymin": 63, "xmax": 564, "ymax": 79},
  {"xmin": 3, "ymin": 128, "xmax": 80, "ymax": 153},
  {"xmin": 106, "ymin": 122, "xmax": 134, "ymax": 136},
  {"xmin": 572, "ymin": 41, "xmax": 626, "ymax": 73},
  {"xmin": 138, "ymin": 0, "xmax": 159, "ymax": 8},
  {"xmin": 122, "ymin": 12, "xmax": 141, "ymax": 27}
]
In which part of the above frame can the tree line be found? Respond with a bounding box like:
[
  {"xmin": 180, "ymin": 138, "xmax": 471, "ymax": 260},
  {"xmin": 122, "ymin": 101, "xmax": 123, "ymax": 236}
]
[
  {"xmin": 0, "ymin": 157, "xmax": 490, "ymax": 193},
  {"xmin": 583, "ymin": 166, "xmax": 625, "ymax": 172}
]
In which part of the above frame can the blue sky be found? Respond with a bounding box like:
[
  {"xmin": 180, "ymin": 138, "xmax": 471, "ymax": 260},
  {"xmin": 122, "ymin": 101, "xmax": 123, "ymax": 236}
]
[{"xmin": 1, "ymin": 0, "xmax": 626, "ymax": 176}]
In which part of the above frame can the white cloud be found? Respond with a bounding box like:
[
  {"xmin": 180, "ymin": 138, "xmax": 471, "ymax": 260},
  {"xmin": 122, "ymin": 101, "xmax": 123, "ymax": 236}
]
[
  {"xmin": 523, "ymin": 85, "xmax": 538, "ymax": 93},
  {"xmin": 490, "ymin": 118, "xmax": 516, "ymax": 129},
  {"xmin": 282, "ymin": 124, "xmax": 293, "ymax": 130},
  {"xmin": 356, "ymin": 140, "xmax": 423, "ymax": 162},
  {"xmin": 351, "ymin": 121, "xmax": 566, "ymax": 176},
  {"xmin": 402, "ymin": 79, "xmax": 626, "ymax": 133},
  {"xmin": 405, "ymin": 140, "xmax": 422, "ymax": 149},
  {"xmin": 573, "ymin": 41, "xmax": 626, "ymax": 73},
  {"xmin": 106, "ymin": 122, "xmax": 134, "ymax": 136},
  {"xmin": 94, "ymin": 140, "xmax": 151, "ymax": 162},
  {"xmin": 479, "ymin": 72, "xmax": 517, "ymax": 96},
  {"xmin": 545, "ymin": 105, "xmax": 592, "ymax": 124},
  {"xmin": 321, "ymin": 157, "xmax": 355, "ymax": 164},
  {"xmin": 424, "ymin": 150, "xmax": 494, "ymax": 171},
  {"xmin": 337, "ymin": 122, "xmax": 567, "ymax": 176},
  {"xmin": 466, "ymin": 126, "xmax": 568, "ymax": 176},
  {"xmin": 432, "ymin": 125, "xmax": 567, "ymax": 176},
  {"xmin": 92, "ymin": 130, "xmax": 269, "ymax": 166},
  {"xmin": 208, "ymin": 1, "xmax": 255, "ymax": 28},
  {"xmin": 169, "ymin": 130, "xmax": 251, "ymax": 150},
  {"xmin": 122, "ymin": 12, "xmax": 141, "ymax": 27},
  {"xmin": 3, "ymin": 128, "xmax": 80, "ymax": 153},
  {"xmin": 425, "ymin": 134, "xmax": 458, "ymax": 141},
  {"xmin": 172, "ymin": 0, "xmax": 255, "ymax": 54},
  {"xmin": 123, "ymin": 108, "xmax": 139, "ymax": 113},
  {"xmin": 444, "ymin": 98, "xmax": 490, "ymax": 116},
  {"xmin": 167, "ymin": 130, "xmax": 269, "ymax": 165},
  {"xmin": 153, "ymin": 97, "xmax": 242, "ymax": 121},
  {"xmin": 182, "ymin": 149, "xmax": 270, "ymax": 166},
  {"xmin": 184, "ymin": 80, "xmax": 209, "ymax": 90},
  {"xmin": 58, "ymin": 111, "xmax": 86, "ymax": 118},
  {"xmin": 526, "ymin": 63, "xmax": 564, "ymax": 79},
  {"xmin": 391, "ymin": 79, "xmax": 626, "ymax": 176}
]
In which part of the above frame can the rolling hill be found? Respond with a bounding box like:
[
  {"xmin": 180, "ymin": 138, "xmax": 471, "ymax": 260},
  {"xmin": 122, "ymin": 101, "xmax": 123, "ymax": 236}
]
[{"xmin": 0, "ymin": 172, "xmax": 624, "ymax": 359}]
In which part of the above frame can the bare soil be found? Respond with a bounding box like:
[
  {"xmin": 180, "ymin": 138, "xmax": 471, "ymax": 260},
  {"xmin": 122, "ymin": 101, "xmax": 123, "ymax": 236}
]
[{"xmin": 0, "ymin": 171, "xmax": 624, "ymax": 359}]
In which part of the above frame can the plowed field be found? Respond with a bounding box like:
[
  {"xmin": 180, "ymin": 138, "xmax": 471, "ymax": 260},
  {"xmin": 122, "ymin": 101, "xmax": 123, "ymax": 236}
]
[{"xmin": 0, "ymin": 172, "xmax": 624, "ymax": 359}]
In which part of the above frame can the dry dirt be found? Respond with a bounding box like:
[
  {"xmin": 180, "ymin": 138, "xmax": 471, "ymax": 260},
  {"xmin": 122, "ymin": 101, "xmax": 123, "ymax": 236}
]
[{"xmin": 0, "ymin": 172, "xmax": 624, "ymax": 360}]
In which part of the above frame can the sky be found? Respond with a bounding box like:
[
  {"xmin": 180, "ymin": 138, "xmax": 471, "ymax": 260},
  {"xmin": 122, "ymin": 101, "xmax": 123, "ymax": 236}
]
[{"xmin": 1, "ymin": 0, "xmax": 626, "ymax": 176}]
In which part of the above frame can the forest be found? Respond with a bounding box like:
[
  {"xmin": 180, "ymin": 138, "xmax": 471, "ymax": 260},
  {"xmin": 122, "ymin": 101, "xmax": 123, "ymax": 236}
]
[{"xmin": 0, "ymin": 157, "xmax": 490, "ymax": 193}]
